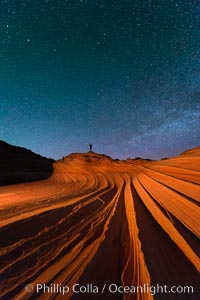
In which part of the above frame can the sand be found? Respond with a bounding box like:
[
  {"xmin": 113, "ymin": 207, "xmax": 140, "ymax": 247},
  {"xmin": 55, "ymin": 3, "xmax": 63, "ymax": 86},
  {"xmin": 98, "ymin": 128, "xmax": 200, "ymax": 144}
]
[{"xmin": 0, "ymin": 149, "xmax": 200, "ymax": 300}]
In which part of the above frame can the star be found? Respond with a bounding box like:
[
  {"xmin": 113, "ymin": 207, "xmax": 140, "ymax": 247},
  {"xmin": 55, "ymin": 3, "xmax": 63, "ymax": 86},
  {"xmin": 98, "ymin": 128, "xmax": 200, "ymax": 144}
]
[{"xmin": 0, "ymin": 0, "xmax": 199, "ymax": 159}]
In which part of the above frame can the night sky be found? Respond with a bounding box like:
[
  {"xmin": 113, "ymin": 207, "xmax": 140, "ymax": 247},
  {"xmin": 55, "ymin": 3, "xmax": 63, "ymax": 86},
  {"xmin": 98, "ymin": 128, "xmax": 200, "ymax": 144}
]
[{"xmin": 0, "ymin": 0, "xmax": 200, "ymax": 160}]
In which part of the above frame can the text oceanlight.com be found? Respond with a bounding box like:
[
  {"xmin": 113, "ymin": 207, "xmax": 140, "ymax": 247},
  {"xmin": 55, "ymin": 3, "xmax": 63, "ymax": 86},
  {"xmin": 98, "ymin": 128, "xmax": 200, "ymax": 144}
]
[{"xmin": 25, "ymin": 283, "xmax": 194, "ymax": 296}]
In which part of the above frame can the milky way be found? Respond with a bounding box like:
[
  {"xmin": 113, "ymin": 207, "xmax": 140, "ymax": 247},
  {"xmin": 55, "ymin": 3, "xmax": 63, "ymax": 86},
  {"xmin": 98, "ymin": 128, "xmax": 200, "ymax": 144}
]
[{"xmin": 0, "ymin": 0, "xmax": 199, "ymax": 159}]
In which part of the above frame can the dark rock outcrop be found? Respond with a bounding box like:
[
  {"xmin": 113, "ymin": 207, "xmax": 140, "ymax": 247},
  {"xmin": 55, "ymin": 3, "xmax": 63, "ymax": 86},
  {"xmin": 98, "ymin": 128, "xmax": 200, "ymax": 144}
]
[{"xmin": 0, "ymin": 140, "xmax": 54, "ymax": 185}]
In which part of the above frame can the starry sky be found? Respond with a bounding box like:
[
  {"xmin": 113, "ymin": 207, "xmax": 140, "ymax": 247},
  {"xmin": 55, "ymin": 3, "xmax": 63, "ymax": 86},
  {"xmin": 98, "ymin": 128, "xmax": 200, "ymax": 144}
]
[{"xmin": 0, "ymin": 0, "xmax": 200, "ymax": 160}]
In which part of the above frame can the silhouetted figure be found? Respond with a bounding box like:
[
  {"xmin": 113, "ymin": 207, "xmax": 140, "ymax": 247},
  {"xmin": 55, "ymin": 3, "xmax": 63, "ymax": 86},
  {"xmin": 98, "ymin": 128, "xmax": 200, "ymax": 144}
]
[{"xmin": 89, "ymin": 143, "xmax": 93, "ymax": 151}]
